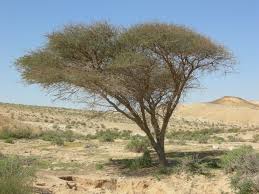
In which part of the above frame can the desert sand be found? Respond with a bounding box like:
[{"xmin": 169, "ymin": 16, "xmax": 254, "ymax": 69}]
[{"xmin": 0, "ymin": 96, "xmax": 258, "ymax": 194}]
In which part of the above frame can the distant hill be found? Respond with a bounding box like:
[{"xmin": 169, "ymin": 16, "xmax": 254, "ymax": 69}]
[
  {"xmin": 210, "ymin": 96, "xmax": 259, "ymax": 109},
  {"xmin": 175, "ymin": 96, "xmax": 259, "ymax": 126}
]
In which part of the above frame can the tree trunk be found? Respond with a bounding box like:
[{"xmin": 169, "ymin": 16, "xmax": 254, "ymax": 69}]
[{"xmin": 155, "ymin": 142, "xmax": 168, "ymax": 167}]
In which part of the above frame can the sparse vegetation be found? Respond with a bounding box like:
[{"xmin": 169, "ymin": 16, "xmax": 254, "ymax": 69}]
[
  {"xmin": 0, "ymin": 126, "xmax": 39, "ymax": 140},
  {"xmin": 86, "ymin": 128, "xmax": 133, "ymax": 142},
  {"xmin": 0, "ymin": 155, "xmax": 35, "ymax": 194},
  {"xmin": 120, "ymin": 150, "xmax": 152, "ymax": 170},
  {"xmin": 95, "ymin": 163, "xmax": 104, "ymax": 170},
  {"xmin": 252, "ymin": 134, "xmax": 259, "ymax": 143},
  {"xmin": 125, "ymin": 135, "xmax": 149, "ymax": 153},
  {"xmin": 166, "ymin": 129, "xmax": 221, "ymax": 143},
  {"xmin": 221, "ymin": 146, "xmax": 259, "ymax": 194}
]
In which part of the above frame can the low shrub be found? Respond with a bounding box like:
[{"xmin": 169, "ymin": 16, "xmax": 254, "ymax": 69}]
[
  {"xmin": 221, "ymin": 145, "xmax": 254, "ymax": 172},
  {"xmin": 228, "ymin": 128, "xmax": 240, "ymax": 133},
  {"xmin": 95, "ymin": 163, "xmax": 104, "ymax": 170},
  {"xmin": 252, "ymin": 134, "xmax": 259, "ymax": 143},
  {"xmin": 176, "ymin": 155, "xmax": 211, "ymax": 176},
  {"xmin": 122, "ymin": 150, "xmax": 152, "ymax": 170},
  {"xmin": 89, "ymin": 128, "xmax": 132, "ymax": 142},
  {"xmin": 0, "ymin": 156, "xmax": 35, "ymax": 194},
  {"xmin": 227, "ymin": 135, "xmax": 245, "ymax": 142},
  {"xmin": 39, "ymin": 130, "xmax": 83, "ymax": 145},
  {"xmin": 0, "ymin": 127, "xmax": 38, "ymax": 140},
  {"xmin": 212, "ymin": 136, "xmax": 225, "ymax": 143},
  {"xmin": 125, "ymin": 135, "xmax": 149, "ymax": 153},
  {"xmin": 4, "ymin": 138, "xmax": 15, "ymax": 144},
  {"xmin": 166, "ymin": 129, "xmax": 213, "ymax": 143},
  {"xmin": 221, "ymin": 145, "xmax": 259, "ymax": 194}
]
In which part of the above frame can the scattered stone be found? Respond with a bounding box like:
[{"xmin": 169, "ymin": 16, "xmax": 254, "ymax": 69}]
[{"xmin": 66, "ymin": 182, "xmax": 77, "ymax": 190}]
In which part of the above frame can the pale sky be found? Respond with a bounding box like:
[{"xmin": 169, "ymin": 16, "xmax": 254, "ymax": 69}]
[{"xmin": 1, "ymin": 0, "xmax": 258, "ymax": 108}]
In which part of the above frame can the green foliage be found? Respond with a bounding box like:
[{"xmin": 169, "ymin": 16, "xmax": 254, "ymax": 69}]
[
  {"xmin": 227, "ymin": 135, "xmax": 245, "ymax": 142},
  {"xmin": 39, "ymin": 130, "xmax": 85, "ymax": 145},
  {"xmin": 211, "ymin": 136, "xmax": 225, "ymax": 143},
  {"xmin": 119, "ymin": 130, "xmax": 132, "ymax": 140},
  {"xmin": 95, "ymin": 129, "xmax": 120, "ymax": 142},
  {"xmin": 0, "ymin": 156, "xmax": 35, "ymax": 194},
  {"xmin": 86, "ymin": 129, "xmax": 133, "ymax": 142},
  {"xmin": 166, "ymin": 129, "xmax": 217, "ymax": 143},
  {"xmin": 176, "ymin": 155, "xmax": 211, "ymax": 176},
  {"xmin": 252, "ymin": 134, "xmax": 259, "ymax": 143},
  {"xmin": 95, "ymin": 163, "xmax": 104, "ymax": 170},
  {"xmin": 125, "ymin": 135, "xmax": 149, "ymax": 153},
  {"xmin": 221, "ymin": 146, "xmax": 259, "ymax": 194},
  {"xmin": 121, "ymin": 150, "xmax": 152, "ymax": 170},
  {"xmin": 4, "ymin": 138, "xmax": 15, "ymax": 144},
  {"xmin": 51, "ymin": 136, "xmax": 65, "ymax": 146},
  {"xmin": 231, "ymin": 175, "xmax": 255, "ymax": 194},
  {"xmin": 221, "ymin": 145, "xmax": 254, "ymax": 172},
  {"xmin": 228, "ymin": 128, "xmax": 240, "ymax": 133},
  {"xmin": 0, "ymin": 127, "xmax": 37, "ymax": 140}
]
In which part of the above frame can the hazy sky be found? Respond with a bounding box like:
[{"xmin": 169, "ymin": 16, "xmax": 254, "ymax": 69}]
[{"xmin": 0, "ymin": 0, "xmax": 258, "ymax": 108}]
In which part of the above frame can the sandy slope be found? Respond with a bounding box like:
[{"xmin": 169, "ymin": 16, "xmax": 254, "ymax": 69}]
[{"xmin": 176, "ymin": 96, "xmax": 259, "ymax": 126}]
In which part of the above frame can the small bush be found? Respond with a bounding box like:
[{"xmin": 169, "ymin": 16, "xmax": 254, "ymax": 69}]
[
  {"xmin": 177, "ymin": 155, "xmax": 210, "ymax": 176},
  {"xmin": 252, "ymin": 134, "xmax": 259, "ymax": 143},
  {"xmin": 122, "ymin": 150, "xmax": 152, "ymax": 170},
  {"xmin": 228, "ymin": 128, "xmax": 240, "ymax": 133},
  {"xmin": 95, "ymin": 163, "xmax": 104, "ymax": 170},
  {"xmin": 0, "ymin": 156, "xmax": 35, "ymax": 194},
  {"xmin": 166, "ymin": 129, "xmax": 212, "ymax": 143},
  {"xmin": 39, "ymin": 130, "xmax": 84, "ymax": 145},
  {"xmin": 51, "ymin": 136, "xmax": 65, "ymax": 146},
  {"xmin": 0, "ymin": 127, "xmax": 38, "ymax": 140},
  {"xmin": 221, "ymin": 146, "xmax": 259, "ymax": 194},
  {"xmin": 95, "ymin": 129, "xmax": 121, "ymax": 142},
  {"xmin": 4, "ymin": 138, "xmax": 15, "ymax": 144},
  {"xmin": 227, "ymin": 135, "xmax": 245, "ymax": 142},
  {"xmin": 119, "ymin": 130, "xmax": 132, "ymax": 139},
  {"xmin": 212, "ymin": 136, "xmax": 225, "ymax": 143},
  {"xmin": 221, "ymin": 145, "xmax": 253, "ymax": 172},
  {"xmin": 126, "ymin": 135, "xmax": 149, "ymax": 153}
]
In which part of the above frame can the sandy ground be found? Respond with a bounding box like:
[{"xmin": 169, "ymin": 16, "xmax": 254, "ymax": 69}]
[{"xmin": 0, "ymin": 96, "xmax": 259, "ymax": 194}]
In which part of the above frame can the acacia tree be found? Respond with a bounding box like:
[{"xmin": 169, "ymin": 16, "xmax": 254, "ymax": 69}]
[{"xmin": 16, "ymin": 22, "xmax": 234, "ymax": 166}]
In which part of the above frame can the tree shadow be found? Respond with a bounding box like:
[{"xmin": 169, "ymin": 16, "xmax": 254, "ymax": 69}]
[{"xmin": 105, "ymin": 149, "xmax": 226, "ymax": 177}]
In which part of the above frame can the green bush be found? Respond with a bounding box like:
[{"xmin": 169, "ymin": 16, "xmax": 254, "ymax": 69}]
[
  {"xmin": 227, "ymin": 135, "xmax": 245, "ymax": 142},
  {"xmin": 95, "ymin": 129, "xmax": 121, "ymax": 142},
  {"xmin": 221, "ymin": 145, "xmax": 253, "ymax": 172},
  {"xmin": 0, "ymin": 127, "xmax": 37, "ymax": 140},
  {"xmin": 122, "ymin": 150, "xmax": 152, "ymax": 170},
  {"xmin": 95, "ymin": 163, "xmax": 104, "ymax": 170},
  {"xmin": 212, "ymin": 136, "xmax": 225, "ymax": 143},
  {"xmin": 51, "ymin": 136, "xmax": 65, "ymax": 146},
  {"xmin": 0, "ymin": 156, "xmax": 35, "ymax": 194},
  {"xmin": 177, "ymin": 155, "xmax": 211, "ymax": 176},
  {"xmin": 126, "ymin": 135, "xmax": 149, "ymax": 153},
  {"xmin": 252, "ymin": 134, "xmax": 259, "ymax": 143},
  {"xmin": 166, "ymin": 129, "xmax": 213, "ymax": 143},
  {"xmin": 119, "ymin": 130, "xmax": 132, "ymax": 139},
  {"xmin": 39, "ymin": 130, "xmax": 83, "ymax": 145},
  {"xmin": 221, "ymin": 146, "xmax": 259, "ymax": 194},
  {"xmin": 86, "ymin": 129, "xmax": 133, "ymax": 142},
  {"xmin": 4, "ymin": 138, "xmax": 15, "ymax": 144},
  {"xmin": 228, "ymin": 128, "xmax": 240, "ymax": 133}
]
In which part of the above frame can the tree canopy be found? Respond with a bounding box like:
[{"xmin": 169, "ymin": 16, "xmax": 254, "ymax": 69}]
[{"xmin": 16, "ymin": 22, "xmax": 234, "ymax": 166}]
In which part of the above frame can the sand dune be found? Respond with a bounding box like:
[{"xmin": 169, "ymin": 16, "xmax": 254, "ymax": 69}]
[
  {"xmin": 210, "ymin": 96, "xmax": 259, "ymax": 108},
  {"xmin": 176, "ymin": 96, "xmax": 259, "ymax": 126}
]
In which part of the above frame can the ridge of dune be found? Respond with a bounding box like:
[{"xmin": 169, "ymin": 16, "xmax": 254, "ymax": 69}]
[
  {"xmin": 209, "ymin": 96, "xmax": 259, "ymax": 108},
  {"xmin": 176, "ymin": 96, "xmax": 259, "ymax": 126}
]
